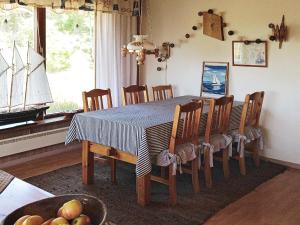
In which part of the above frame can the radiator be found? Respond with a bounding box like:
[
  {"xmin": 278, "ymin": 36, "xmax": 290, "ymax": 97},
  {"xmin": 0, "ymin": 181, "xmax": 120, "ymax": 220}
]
[{"xmin": 0, "ymin": 128, "xmax": 69, "ymax": 157}]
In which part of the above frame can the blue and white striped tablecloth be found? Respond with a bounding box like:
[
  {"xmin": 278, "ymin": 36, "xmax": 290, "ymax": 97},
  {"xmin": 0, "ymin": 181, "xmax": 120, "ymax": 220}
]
[{"xmin": 65, "ymin": 96, "xmax": 243, "ymax": 177}]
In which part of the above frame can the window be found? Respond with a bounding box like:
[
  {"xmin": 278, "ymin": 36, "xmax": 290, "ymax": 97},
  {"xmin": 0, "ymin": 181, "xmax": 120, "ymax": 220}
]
[
  {"xmin": 0, "ymin": 7, "xmax": 95, "ymax": 115},
  {"xmin": 0, "ymin": 7, "xmax": 34, "ymax": 66},
  {"xmin": 46, "ymin": 9, "xmax": 95, "ymax": 114}
]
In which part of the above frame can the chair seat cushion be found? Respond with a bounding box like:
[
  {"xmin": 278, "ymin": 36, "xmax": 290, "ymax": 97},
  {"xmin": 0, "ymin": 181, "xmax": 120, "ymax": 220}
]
[
  {"xmin": 230, "ymin": 126, "xmax": 264, "ymax": 157},
  {"xmin": 200, "ymin": 134, "xmax": 233, "ymax": 167},
  {"xmin": 200, "ymin": 134, "xmax": 233, "ymax": 153},
  {"xmin": 156, "ymin": 143, "xmax": 198, "ymax": 175}
]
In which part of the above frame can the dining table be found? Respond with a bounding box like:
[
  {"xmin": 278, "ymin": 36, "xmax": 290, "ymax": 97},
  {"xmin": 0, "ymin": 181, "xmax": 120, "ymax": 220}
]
[{"xmin": 65, "ymin": 95, "xmax": 243, "ymax": 206}]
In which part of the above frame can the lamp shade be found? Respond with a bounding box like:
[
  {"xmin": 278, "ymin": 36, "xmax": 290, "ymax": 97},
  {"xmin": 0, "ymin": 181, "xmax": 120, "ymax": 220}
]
[{"xmin": 127, "ymin": 35, "xmax": 156, "ymax": 52}]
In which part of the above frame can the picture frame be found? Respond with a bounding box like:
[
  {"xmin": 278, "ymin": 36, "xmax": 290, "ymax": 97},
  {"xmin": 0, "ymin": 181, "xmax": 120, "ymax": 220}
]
[
  {"xmin": 232, "ymin": 41, "xmax": 268, "ymax": 67},
  {"xmin": 200, "ymin": 62, "xmax": 229, "ymax": 98}
]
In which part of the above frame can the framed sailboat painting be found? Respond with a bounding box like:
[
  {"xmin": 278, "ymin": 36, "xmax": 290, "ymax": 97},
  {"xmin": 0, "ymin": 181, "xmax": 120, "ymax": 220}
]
[{"xmin": 200, "ymin": 62, "xmax": 229, "ymax": 98}]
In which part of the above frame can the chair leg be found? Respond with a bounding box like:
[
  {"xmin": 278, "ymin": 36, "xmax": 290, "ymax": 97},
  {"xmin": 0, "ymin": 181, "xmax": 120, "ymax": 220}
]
[
  {"xmin": 191, "ymin": 158, "xmax": 200, "ymax": 193},
  {"xmin": 169, "ymin": 165, "xmax": 177, "ymax": 206},
  {"xmin": 204, "ymin": 149, "xmax": 212, "ymax": 188},
  {"xmin": 110, "ymin": 159, "xmax": 117, "ymax": 184},
  {"xmin": 82, "ymin": 141, "xmax": 94, "ymax": 185},
  {"xmin": 222, "ymin": 147, "xmax": 230, "ymax": 179},
  {"xmin": 253, "ymin": 140, "xmax": 260, "ymax": 167},
  {"xmin": 239, "ymin": 155, "xmax": 246, "ymax": 175}
]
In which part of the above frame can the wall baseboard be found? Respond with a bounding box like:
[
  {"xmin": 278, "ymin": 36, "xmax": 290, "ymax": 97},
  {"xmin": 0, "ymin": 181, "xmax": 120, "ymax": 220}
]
[{"xmin": 261, "ymin": 156, "xmax": 300, "ymax": 170}]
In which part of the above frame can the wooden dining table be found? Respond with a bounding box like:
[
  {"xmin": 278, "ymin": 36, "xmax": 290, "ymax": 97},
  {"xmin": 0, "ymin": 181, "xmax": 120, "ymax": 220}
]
[{"xmin": 66, "ymin": 96, "xmax": 243, "ymax": 206}]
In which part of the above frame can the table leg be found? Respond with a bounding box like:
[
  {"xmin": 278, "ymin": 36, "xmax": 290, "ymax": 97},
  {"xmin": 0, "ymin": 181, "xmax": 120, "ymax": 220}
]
[
  {"xmin": 110, "ymin": 159, "xmax": 117, "ymax": 184},
  {"xmin": 82, "ymin": 141, "xmax": 94, "ymax": 184},
  {"xmin": 136, "ymin": 173, "xmax": 151, "ymax": 206}
]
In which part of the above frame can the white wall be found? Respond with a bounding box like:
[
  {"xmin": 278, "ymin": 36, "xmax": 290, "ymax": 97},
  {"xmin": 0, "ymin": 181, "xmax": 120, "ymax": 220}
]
[{"xmin": 141, "ymin": 0, "xmax": 300, "ymax": 165}]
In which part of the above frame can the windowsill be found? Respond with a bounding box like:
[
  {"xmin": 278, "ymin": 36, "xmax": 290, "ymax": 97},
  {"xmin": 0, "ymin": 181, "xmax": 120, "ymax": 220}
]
[
  {"xmin": 0, "ymin": 115, "xmax": 74, "ymax": 141},
  {"xmin": 44, "ymin": 109, "xmax": 83, "ymax": 119}
]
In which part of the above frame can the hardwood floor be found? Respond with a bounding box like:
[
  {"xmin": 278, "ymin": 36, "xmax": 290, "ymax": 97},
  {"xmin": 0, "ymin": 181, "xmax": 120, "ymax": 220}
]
[
  {"xmin": 2, "ymin": 151, "xmax": 300, "ymax": 225},
  {"xmin": 3, "ymin": 149, "xmax": 81, "ymax": 179},
  {"xmin": 204, "ymin": 169, "xmax": 300, "ymax": 225}
]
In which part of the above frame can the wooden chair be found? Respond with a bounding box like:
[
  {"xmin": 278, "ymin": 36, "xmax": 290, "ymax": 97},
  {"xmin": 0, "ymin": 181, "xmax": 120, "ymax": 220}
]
[
  {"xmin": 82, "ymin": 88, "xmax": 116, "ymax": 184},
  {"xmin": 82, "ymin": 89, "xmax": 112, "ymax": 112},
  {"xmin": 152, "ymin": 85, "xmax": 173, "ymax": 101},
  {"xmin": 152, "ymin": 100, "xmax": 204, "ymax": 205},
  {"xmin": 203, "ymin": 95, "xmax": 234, "ymax": 188},
  {"xmin": 236, "ymin": 91, "xmax": 265, "ymax": 175},
  {"xmin": 122, "ymin": 85, "xmax": 149, "ymax": 106}
]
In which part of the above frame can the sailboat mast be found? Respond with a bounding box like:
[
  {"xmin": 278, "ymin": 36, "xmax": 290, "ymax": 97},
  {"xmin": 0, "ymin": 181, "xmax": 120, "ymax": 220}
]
[
  {"xmin": 23, "ymin": 42, "xmax": 30, "ymax": 110},
  {"xmin": 8, "ymin": 41, "xmax": 16, "ymax": 112}
]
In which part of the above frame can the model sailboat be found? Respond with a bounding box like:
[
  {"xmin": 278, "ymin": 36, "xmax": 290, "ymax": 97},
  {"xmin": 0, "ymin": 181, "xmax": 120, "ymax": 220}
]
[{"xmin": 0, "ymin": 43, "xmax": 53, "ymax": 126}]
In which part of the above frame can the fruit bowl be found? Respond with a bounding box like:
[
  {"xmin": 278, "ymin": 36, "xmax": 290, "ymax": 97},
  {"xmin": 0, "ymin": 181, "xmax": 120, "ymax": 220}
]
[{"xmin": 1, "ymin": 194, "xmax": 107, "ymax": 225}]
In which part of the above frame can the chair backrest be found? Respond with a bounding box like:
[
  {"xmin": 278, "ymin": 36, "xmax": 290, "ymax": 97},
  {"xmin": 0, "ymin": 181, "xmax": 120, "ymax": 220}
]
[
  {"xmin": 122, "ymin": 85, "xmax": 149, "ymax": 106},
  {"xmin": 152, "ymin": 85, "xmax": 174, "ymax": 101},
  {"xmin": 82, "ymin": 88, "xmax": 113, "ymax": 112},
  {"xmin": 204, "ymin": 95, "xmax": 234, "ymax": 143},
  {"xmin": 239, "ymin": 91, "xmax": 265, "ymax": 134},
  {"xmin": 169, "ymin": 100, "xmax": 204, "ymax": 153}
]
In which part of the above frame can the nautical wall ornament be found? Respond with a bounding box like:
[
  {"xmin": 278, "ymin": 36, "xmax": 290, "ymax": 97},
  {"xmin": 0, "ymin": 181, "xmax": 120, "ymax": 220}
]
[
  {"xmin": 202, "ymin": 11, "xmax": 224, "ymax": 41},
  {"xmin": 268, "ymin": 15, "xmax": 288, "ymax": 49}
]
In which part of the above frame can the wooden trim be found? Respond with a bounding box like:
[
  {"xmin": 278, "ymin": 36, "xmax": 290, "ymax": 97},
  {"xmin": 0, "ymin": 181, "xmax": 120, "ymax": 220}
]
[
  {"xmin": 94, "ymin": 11, "xmax": 97, "ymax": 89},
  {"xmin": 260, "ymin": 156, "xmax": 300, "ymax": 170},
  {"xmin": 136, "ymin": 6, "xmax": 141, "ymax": 85},
  {"xmin": 0, "ymin": 116, "xmax": 72, "ymax": 140},
  {"xmin": 232, "ymin": 41, "xmax": 268, "ymax": 67},
  {"xmin": 36, "ymin": 8, "xmax": 46, "ymax": 58}
]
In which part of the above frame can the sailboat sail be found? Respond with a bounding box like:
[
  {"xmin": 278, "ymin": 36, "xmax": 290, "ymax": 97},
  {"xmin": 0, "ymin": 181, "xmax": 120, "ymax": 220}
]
[
  {"xmin": 25, "ymin": 47, "xmax": 53, "ymax": 106},
  {"xmin": 10, "ymin": 45, "xmax": 26, "ymax": 108},
  {"xmin": 0, "ymin": 52, "xmax": 10, "ymax": 109}
]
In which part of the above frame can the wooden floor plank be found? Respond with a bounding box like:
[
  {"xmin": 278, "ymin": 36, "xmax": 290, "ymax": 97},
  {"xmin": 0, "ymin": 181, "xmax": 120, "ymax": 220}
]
[
  {"xmin": 204, "ymin": 169, "xmax": 300, "ymax": 225},
  {"xmin": 3, "ymin": 149, "xmax": 81, "ymax": 179}
]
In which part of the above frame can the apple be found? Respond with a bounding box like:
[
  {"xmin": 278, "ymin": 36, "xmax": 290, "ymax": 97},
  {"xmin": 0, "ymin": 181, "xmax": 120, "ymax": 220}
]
[
  {"xmin": 41, "ymin": 219, "xmax": 54, "ymax": 225},
  {"xmin": 22, "ymin": 215, "xmax": 44, "ymax": 225},
  {"xmin": 60, "ymin": 200, "xmax": 82, "ymax": 220},
  {"xmin": 71, "ymin": 215, "xmax": 91, "ymax": 225},
  {"xmin": 50, "ymin": 217, "xmax": 69, "ymax": 225},
  {"xmin": 14, "ymin": 215, "xmax": 30, "ymax": 225},
  {"xmin": 57, "ymin": 207, "xmax": 63, "ymax": 217}
]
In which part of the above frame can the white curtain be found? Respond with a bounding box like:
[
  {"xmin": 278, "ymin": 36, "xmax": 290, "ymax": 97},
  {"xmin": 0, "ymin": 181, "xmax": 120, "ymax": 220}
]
[{"xmin": 95, "ymin": 12, "xmax": 137, "ymax": 107}]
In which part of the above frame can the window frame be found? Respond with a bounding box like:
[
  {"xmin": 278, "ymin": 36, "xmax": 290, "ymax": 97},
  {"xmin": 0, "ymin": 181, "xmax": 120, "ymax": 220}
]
[{"xmin": 35, "ymin": 7, "xmax": 96, "ymax": 116}]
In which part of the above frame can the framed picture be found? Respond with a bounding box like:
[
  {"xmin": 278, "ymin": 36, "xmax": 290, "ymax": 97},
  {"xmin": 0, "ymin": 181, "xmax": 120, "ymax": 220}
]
[
  {"xmin": 232, "ymin": 41, "xmax": 268, "ymax": 67},
  {"xmin": 201, "ymin": 62, "xmax": 229, "ymax": 98}
]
